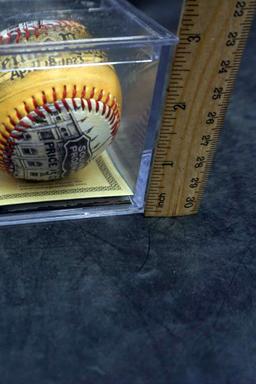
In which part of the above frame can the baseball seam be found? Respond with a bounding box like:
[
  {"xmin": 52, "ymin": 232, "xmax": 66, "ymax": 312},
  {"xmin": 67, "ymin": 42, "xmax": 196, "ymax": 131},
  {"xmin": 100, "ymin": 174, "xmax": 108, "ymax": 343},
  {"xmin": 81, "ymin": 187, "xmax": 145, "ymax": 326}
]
[
  {"xmin": 0, "ymin": 20, "xmax": 84, "ymax": 44},
  {"xmin": 0, "ymin": 85, "xmax": 120, "ymax": 173}
]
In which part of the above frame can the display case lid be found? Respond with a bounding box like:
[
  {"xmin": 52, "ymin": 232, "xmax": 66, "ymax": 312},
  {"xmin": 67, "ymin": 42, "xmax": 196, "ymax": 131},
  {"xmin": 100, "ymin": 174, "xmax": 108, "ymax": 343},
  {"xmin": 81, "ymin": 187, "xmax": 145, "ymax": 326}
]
[{"xmin": 0, "ymin": 0, "xmax": 178, "ymax": 54}]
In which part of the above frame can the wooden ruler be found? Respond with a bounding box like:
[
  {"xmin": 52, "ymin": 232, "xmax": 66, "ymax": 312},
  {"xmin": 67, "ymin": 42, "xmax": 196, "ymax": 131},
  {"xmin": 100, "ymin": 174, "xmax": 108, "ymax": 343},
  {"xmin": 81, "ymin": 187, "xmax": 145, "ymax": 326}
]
[{"xmin": 145, "ymin": 0, "xmax": 256, "ymax": 217}]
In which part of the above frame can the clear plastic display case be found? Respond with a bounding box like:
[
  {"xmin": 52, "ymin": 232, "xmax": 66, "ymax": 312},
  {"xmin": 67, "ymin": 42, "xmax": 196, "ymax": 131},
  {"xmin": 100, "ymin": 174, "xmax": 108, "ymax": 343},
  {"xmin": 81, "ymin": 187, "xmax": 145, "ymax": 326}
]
[{"xmin": 0, "ymin": 0, "xmax": 177, "ymax": 225}]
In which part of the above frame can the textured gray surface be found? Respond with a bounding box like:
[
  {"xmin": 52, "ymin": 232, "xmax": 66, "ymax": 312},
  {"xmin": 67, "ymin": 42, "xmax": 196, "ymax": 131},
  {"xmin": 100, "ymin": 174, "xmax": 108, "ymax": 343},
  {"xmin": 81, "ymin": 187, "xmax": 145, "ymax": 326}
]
[{"xmin": 0, "ymin": 2, "xmax": 256, "ymax": 384}]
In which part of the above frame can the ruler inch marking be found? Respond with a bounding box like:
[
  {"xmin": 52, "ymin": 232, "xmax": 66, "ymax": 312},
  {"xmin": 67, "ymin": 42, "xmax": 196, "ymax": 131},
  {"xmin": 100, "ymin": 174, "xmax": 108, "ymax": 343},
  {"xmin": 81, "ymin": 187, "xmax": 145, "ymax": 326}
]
[{"xmin": 145, "ymin": 0, "xmax": 255, "ymax": 217}]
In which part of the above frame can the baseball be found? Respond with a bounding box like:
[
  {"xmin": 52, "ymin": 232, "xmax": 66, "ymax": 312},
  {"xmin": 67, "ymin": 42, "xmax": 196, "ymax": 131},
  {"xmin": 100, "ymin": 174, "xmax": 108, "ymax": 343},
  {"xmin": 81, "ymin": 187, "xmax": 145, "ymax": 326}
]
[
  {"xmin": 0, "ymin": 20, "xmax": 89, "ymax": 44},
  {"xmin": 0, "ymin": 20, "xmax": 122, "ymax": 181}
]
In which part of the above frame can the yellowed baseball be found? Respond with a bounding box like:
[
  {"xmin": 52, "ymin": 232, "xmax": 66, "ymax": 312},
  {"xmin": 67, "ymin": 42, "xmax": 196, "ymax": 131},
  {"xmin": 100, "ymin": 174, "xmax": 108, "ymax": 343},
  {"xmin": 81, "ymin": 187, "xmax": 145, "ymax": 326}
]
[{"xmin": 0, "ymin": 20, "xmax": 122, "ymax": 181}]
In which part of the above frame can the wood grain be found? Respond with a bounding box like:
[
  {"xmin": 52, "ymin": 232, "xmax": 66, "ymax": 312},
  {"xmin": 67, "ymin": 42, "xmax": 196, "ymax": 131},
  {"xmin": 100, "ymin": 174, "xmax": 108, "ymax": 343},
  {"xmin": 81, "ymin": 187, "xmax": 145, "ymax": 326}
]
[{"xmin": 145, "ymin": 0, "xmax": 256, "ymax": 217}]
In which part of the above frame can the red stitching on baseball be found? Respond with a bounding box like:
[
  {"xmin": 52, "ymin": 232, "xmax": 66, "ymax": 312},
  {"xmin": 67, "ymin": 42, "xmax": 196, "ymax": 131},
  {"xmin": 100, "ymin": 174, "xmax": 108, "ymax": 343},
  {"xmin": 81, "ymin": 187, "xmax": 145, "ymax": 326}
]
[
  {"xmin": 10, "ymin": 132, "xmax": 20, "ymax": 139},
  {"xmin": 81, "ymin": 98, "xmax": 85, "ymax": 110},
  {"xmin": 105, "ymin": 93, "xmax": 111, "ymax": 105},
  {"xmin": 42, "ymin": 104, "xmax": 52, "ymax": 114},
  {"xmin": 3, "ymin": 124, "xmax": 12, "ymax": 134},
  {"xmin": 23, "ymin": 101, "xmax": 31, "ymax": 114},
  {"xmin": 81, "ymin": 86, "xmax": 86, "ymax": 99},
  {"xmin": 8, "ymin": 116, "xmax": 16, "ymax": 127},
  {"xmin": 0, "ymin": 20, "xmax": 85, "ymax": 45},
  {"xmin": 106, "ymin": 107, "xmax": 112, "ymax": 119},
  {"xmin": 27, "ymin": 114, "xmax": 37, "ymax": 122},
  {"xmin": 32, "ymin": 96, "xmax": 39, "ymax": 109},
  {"xmin": 6, "ymin": 32, "xmax": 11, "ymax": 44},
  {"xmin": 62, "ymin": 99, "xmax": 70, "ymax": 111},
  {"xmin": 72, "ymin": 85, "xmax": 77, "ymax": 98},
  {"xmin": 90, "ymin": 87, "xmax": 95, "ymax": 99},
  {"xmin": 15, "ymin": 108, "xmax": 22, "ymax": 120},
  {"xmin": 87, "ymin": 99, "xmax": 92, "ymax": 112},
  {"xmin": 110, "ymin": 114, "xmax": 116, "ymax": 125},
  {"xmin": 33, "ymin": 25, "xmax": 41, "ymax": 38},
  {"xmin": 52, "ymin": 87, "xmax": 57, "ymax": 102},
  {"xmin": 2, "ymin": 128, "xmax": 10, "ymax": 139},
  {"xmin": 19, "ymin": 121, "xmax": 31, "ymax": 129},
  {"xmin": 34, "ymin": 108, "xmax": 45, "ymax": 118},
  {"xmin": 42, "ymin": 91, "xmax": 47, "ymax": 104},
  {"xmin": 63, "ymin": 85, "xmax": 67, "ymax": 99},
  {"xmin": 98, "ymin": 90, "xmax": 104, "ymax": 101},
  {"xmin": 0, "ymin": 85, "xmax": 121, "ymax": 174},
  {"xmin": 24, "ymin": 25, "xmax": 30, "ymax": 40},
  {"xmin": 54, "ymin": 101, "xmax": 62, "ymax": 112},
  {"xmin": 15, "ymin": 28, "xmax": 22, "ymax": 43},
  {"xmin": 72, "ymin": 98, "xmax": 78, "ymax": 110},
  {"xmin": 15, "ymin": 126, "xmax": 26, "ymax": 132}
]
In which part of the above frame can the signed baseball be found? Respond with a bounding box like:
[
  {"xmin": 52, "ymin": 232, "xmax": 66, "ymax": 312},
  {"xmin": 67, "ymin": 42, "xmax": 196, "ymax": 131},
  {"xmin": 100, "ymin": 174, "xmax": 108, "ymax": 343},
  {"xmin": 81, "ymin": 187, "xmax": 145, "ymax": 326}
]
[{"xmin": 0, "ymin": 20, "xmax": 122, "ymax": 181}]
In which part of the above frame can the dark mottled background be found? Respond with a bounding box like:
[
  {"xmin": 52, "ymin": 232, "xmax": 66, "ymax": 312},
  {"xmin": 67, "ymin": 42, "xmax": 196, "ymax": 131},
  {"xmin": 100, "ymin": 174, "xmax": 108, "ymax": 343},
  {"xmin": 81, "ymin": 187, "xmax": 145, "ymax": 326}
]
[{"xmin": 0, "ymin": 1, "xmax": 256, "ymax": 383}]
